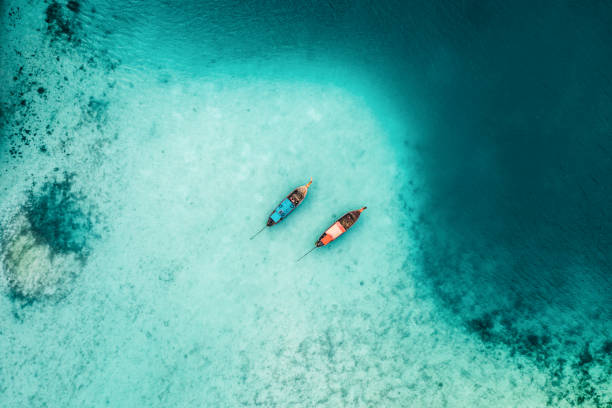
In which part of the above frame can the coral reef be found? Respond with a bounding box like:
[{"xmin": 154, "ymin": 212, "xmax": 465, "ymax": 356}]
[{"xmin": 1, "ymin": 173, "xmax": 96, "ymax": 300}]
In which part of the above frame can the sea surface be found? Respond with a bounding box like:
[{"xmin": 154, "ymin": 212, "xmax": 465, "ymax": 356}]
[{"xmin": 1, "ymin": 1, "xmax": 610, "ymax": 407}]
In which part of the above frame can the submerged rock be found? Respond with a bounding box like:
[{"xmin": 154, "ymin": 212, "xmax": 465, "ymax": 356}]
[
  {"xmin": 0, "ymin": 173, "xmax": 97, "ymax": 300},
  {"xmin": 1, "ymin": 215, "xmax": 81, "ymax": 299}
]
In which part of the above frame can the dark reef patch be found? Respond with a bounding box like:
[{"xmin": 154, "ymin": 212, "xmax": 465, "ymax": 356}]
[
  {"xmin": 462, "ymin": 307, "xmax": 611, "ymax": 406},
  {"xmin": 66, "ymin": 1, "xmax": 80, "ymax": 13},
  {"xmin": 416, "ymin": 225, "xmax": 611, "ymax": 406},
  {"xmin": 24, "ymin": 172, "xmax": 97, "ymax": 259},
  {"xmin": 0, "ymin": 172, "xmax": 99, "ymax": 301},
  {"xmin": 1, "ymin": 4, "xmax": 120, "ymax": 162},
  {"xmin": 45, "ymin": 1, "xmax": 80, "ymax": 43}
]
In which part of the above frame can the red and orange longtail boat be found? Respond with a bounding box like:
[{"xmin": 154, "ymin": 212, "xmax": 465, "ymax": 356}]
[{"xmin": 297, "ymin": 206, "xmax": 367, "ymax": 261}]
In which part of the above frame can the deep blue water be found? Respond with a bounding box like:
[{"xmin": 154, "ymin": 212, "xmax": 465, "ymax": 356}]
[{"xmin": 1, "ymin": 1, "xmax": 611, "ymax": 406}]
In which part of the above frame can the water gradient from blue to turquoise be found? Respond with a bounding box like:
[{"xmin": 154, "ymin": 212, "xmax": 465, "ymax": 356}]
[{"xmin": 0, "ymin": 1, "xmax": 610, "ymax": 406}]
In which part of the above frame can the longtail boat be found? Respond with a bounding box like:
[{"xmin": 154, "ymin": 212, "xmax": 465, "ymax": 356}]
[
  {"xmin": 250, "ymin": 178, "xmax": 313, "ymax": 240},
  {"xmin": 297, "ymin": 206, "xmax": 367, "ymax": 261}
]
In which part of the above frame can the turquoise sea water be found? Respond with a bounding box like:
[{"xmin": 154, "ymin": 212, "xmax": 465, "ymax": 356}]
[{"xmin": 1, "ymin": 1, "xmax": 610, "ymax": 407}]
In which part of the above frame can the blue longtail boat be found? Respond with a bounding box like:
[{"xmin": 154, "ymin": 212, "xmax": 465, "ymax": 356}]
[{"xmin": 250, "ymin": 178, "xmax": 312, "ymax": 240}]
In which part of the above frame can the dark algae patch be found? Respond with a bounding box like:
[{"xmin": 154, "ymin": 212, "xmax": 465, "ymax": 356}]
[
  {"xmin": 45, "ymin": 0, "xmax": 78, "ymax": 42},
  {"xmin": 24, "ymin": 172, "xmax": 96, "ymax": 258}
]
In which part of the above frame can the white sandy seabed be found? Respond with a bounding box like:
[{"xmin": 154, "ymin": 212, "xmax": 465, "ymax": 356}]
[{"xmin": 0, "ymin": 4, "xmax": 565, "ymax": 407}]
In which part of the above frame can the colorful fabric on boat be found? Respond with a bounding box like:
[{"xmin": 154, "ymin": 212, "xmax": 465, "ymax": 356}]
[
  {"xmin": 325, "ymin": 222, "xmax": 346, "ymax": 239},
  {"xmin": 320, "ymin": 221, "xmax": 346, "ymax": 245},
  {"xmin": 270, "ymin": 198, "xmax": 295, "ymax": 223}
]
